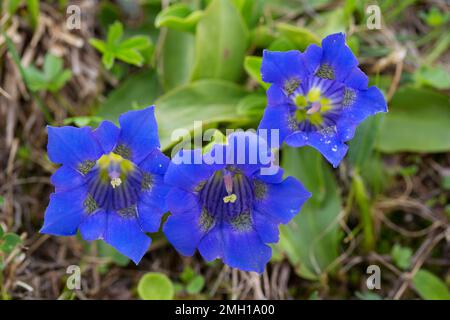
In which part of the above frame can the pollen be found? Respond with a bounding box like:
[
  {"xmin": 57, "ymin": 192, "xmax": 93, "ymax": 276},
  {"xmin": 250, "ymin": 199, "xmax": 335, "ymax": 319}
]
[
  {"xmin": 307, "ymin": 88, "xmax": 321, "ymax": 102},
  {"xmin": 223, "ymin": 194, "xmax": 237, "ymax": 203},
  {"xmin": 110, "ymin": 177, "xmax": 122, "ymax": 188}
]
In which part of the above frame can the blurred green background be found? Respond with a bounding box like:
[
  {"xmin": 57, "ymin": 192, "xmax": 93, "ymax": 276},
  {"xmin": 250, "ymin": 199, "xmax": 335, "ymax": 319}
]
[{"xmin": 0, "ymin": 0, "xmax": 449, "ymax": 300}]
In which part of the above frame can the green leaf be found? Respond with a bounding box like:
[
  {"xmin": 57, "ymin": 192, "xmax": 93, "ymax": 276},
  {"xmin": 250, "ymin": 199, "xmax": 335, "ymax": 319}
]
[
  {"xmin": 1, "ymin": 233, "xmax": 22, "ymax": 254},
  {"xmin": 391, "ymin": 244, "xmax": 412, "ymax": 270},
  {"xmin": 236, "ymin": 93, "xmax": 266, "ymax": 118},
  {"xmin": 412, "ymin": 269, "xmax": 450, "ymax": 300},
  {"xmin": 155, "ymin": 3, "xmax": 203, "ymax": 32},
  {"xmin": 276, "ymin": 23, "xmax": 320, "ymax": 50},
  {"xmin": 0, "ymin": 224, "xmax": 4, "ymax": 238},
  {"xmin": 154, "ymin": 80, "xmax": 248, "ymax": 150},
  {"xmin": 26, "ymin": 0, "xmax": 39, "ymax": 29},
  {"xmin": 158, "ymin": 29, "xmax": 195, "ymax": 91},
  {"xmin": 180, "ymin": 266, "xmax": 195, "ymax": 283},
  {"xmin": 355, "ymin": 291, "xmax": 383, "ymax": 300},
  {"xmin": 186, "ymin": 275, "xmax": 205, "ymax": 295},
  {"xmin": 102, "ymin": 51, "xmax": 115, "ymax": 69},
  {"xmin": 190, "ymin": 0, "xmax": 249, "ymax": 82},
  {"xmin": 89, "ymin": 38, "xmax": 107, "ymax": 54},
  {"xmin": 137, "ymin": 272, "xmax": 174, "ymax": 300},
  {"xmin": 107, "ymin": 21, "xmax": 124, "ymax": 46},
  {"xmin": 97, "ymin": 70, "xmax": 161, "ymax": 121},
  {"xmin": 414, "ymin": 65, "xmax": 450, "ymax": 90},
  {"xmin": 243, "ymin": 56, "xmax": 269, "ymax": 89},
  {"xmin": 23, "ymin": 66, "xmax": 47, "ymax": 91},
  {"xmin": 48, "ymin": 69, "xmax": 72, "ymax": 92},
  {"xmin": 278, "ymin": 146, "xmax": 342, "ymax": 280},
  {"xmin": 96, "ymin": 241, "xmax": 129, "ymax": 266},
  {"xmin": 43, "ymin": 54, "xmax": 63, "ymax": 80},
  {"xmin": 119, "ymin": 36, "xmax": 152, "ymax": 51},
  {"xmin": 376, "ymin": 87, "xmax": 450, "ymax": 153},
  {"xmin": 348, "ymin": 116, "xmax": 382, "ymax": 168},
  {"xmin": 7, "ymin": 0, "xmax": 22, "ymax": 15},
  {"xmin": 115, "ymin": 48, "xmax": 144, "ymax": 66}
]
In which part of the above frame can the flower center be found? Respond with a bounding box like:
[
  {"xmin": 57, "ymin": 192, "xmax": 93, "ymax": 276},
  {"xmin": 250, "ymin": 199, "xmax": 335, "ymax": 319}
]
[
  {"xmin": 198, "ymin": 168, "xmax": 254, "ymax": 230},
  {"xmin": 84, "ymin": 152, "xmax": 143, "ymax": 211},
  {"xmin": 293, "ymin": 87, "xmax": 333, "ymax": 126}
]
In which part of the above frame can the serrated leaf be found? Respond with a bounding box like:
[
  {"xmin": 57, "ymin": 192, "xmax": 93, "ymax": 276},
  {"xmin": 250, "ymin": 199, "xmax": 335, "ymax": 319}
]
[{"xmin": 137, "ymin": 272, "xmax": 174, "ymax": 300}]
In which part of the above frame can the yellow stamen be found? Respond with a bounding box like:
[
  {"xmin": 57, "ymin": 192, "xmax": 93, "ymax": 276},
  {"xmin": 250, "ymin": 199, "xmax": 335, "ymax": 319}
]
[
  {"xmin": 307, "ymin": 88, "xmax": 321, "ymax": 102},
  {"xmin": 110, "ymin": 177, "xmax": 122, "ymax": 188},
  {"xmin": 223, "ymin": 194, "xmax": 237, "ymax": 203}
]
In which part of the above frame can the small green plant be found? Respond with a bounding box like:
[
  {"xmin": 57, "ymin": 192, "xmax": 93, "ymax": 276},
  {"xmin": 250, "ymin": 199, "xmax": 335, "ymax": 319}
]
[
  {"xmin": 0, "ymin": 225, "xmax": 22, "ymax": 298},
  {"xmin": 23, "ymin": 53, "xmax": 72, "ymax": 93},
  {"xmin": 391, "ymin": 244, "xmax": 412, "ymax": 270},
  {"xmin": 89, "ymin": 21, "xmax": 152, "ymax": 70}
]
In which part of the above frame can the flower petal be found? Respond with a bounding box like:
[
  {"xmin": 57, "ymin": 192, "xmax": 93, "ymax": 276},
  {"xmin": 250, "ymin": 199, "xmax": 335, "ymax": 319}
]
[
  {"xmin": 344, "ymin": 67, "xmax": 368, "ymax": 90},
  {"xmin": 254, "ymin": 176, "xmax": 311, "ymax": 224},
  {"xmin": 104, "ymin": 211, "xmax": 151, "ymax": 264},
  {"xmin": 222, "ymin": 223, "xmax": 272, "ymax": 273},
  {"xmin": 163, "ymin": 188, "xmax": 205, "ymax": 256},
  {"xmin": 346, "ymin": 86, "xmax": 387, "ymax": 123},
  {"xmin": 261, "ymin": 50, "xmax": 306, "ymax": 86},
  {"xmin": 165, "ymin": 149, "xmax": 224, "ymax": 192},
  {"xmin": 138, "ymin": 148, "xmax": 170, "ymax": 174},
  {"xmin": 118, "ymin": 106, "xmax": 160, "ymax": 163},
  {"xmin": 40, "ymin": 186, "xmax": 88, "ymax": 236},
  {"xmin": 252, "ymin": 210, "xmax": 280, "ymax": 243},
  {"xmin": 92, "ymin": 120, "xmax": 120, "ymax": 154},
  {"xmin": 198, "ymin": 225, "xmax": 223, "ymax": 262},
  {"xmin": 258, "ymin": 103, "xmax": 295, "ymax": 149},
  {"xmin": 320, "ymin": 33, "xmax": 358, "ymax": 81},
  {"xmin": 301, "ymin": 43, "xmax": 323, "ymax": 74},
  {"xmin": 79, "ymin": 209, "xmax": 107, "ymax": 241},
  {"xmin": 50, "ymin": 165, "xmax": 85, "ymax": 192},
  {"xmin": 307, "ymin": 131, "xmax": 349, "ymax": 168},
  {"xmin": 47, "ymin": 126, "xmax": 102, "ymax": 169}
]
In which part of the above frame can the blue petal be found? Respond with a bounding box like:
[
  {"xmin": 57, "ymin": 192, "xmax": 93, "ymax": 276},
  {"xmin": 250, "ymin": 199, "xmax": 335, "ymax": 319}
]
[
  {"xmin": 261, "ymin": 50, "xmax": 306, "ymax": 85},
  {"xmin": 258, "ymin": 105, "xmax": 294, "ymax": 149},
  {"xmin": 79, "ymin": 209, "xmax": 107, "ymax": 241},
  {"xmin": 40, "ymin": 186, "xmax": 88, "ymax": 236},
  {"xmin": 224, "ymin": 131, "xmax": 272, "ymax": 177},
  {"xmin": 104, "ymin": 211, "xmax": 151, "ymax": 264},
  {"xmin": 50, "ymin": 165, "xmax": 85, "ymax": 192},
  {"xmin": 320, "ymin": 33, "xmax": 358, "ymax": 81},
  {"xmin": 344, "ymin": 67, "xmax": 368, "ymax": 90},
  {"xmin": 254, "ymin": 176, "xmax": 311, "ymax": 224},
  {"xmin": 252, "ymin": 210, "xmax": 279, "ymax": 243},
  {"xmin": 307, "ymin": 131, "xmax": 349, "ymax": 167},
  {"xmin": 254, "ymin": 166, "xmax": 284, "ymax": 184},
  {"xmin": 139, "ymin": 173, "xmax": 169, "ymax": 212},
  {"xmin": 92, "ymin": 120, "xmax": 120, "ymax": 154},
  {"xmin": 118, "ymin": 106, "xmax": 160, "ymax": 163},
  {"xmin": 137, "ymin": 174, "xmax": 170, "ymax": 233},
  {"xmin": 198, "ymin": 225, "xmax": 223, "ymax": 262},
  {"xmin": 137, "ymin": 201, "xmax": 165, "ymax": 233},
  {"xmin": 301, "ymin": 44, "xmax": 323, "ymax": 74},
  {"xmin": 284, "ymin": 131, "xmax": 309, "ymax": 147},
  {"xmin": 222, "ymin": 223, "xmax": 272, "ymax": 273},
  {"xmin": 346, "ymin": 86, "xmax": 387, "ymax": 123},
  {"xmin": 47, "ymin": 126, "xmax": 102, "ymax": 169},
  {"xmin": 163, "ymin": 188, "xmax": 204, "ymax": 256},
  {"xmin": 138, "ymin": 149, "xmax": 170, "ymax": 175},
  {"xmin": 165, "ymin": 149, "xmax": 224, "ymax": 192}
]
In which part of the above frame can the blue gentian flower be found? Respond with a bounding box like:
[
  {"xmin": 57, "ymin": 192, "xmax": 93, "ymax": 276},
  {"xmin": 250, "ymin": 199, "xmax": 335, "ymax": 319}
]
[
  {"xmin": 163, "ymin": 132, "xmax": 311, "ymax": 273},
  {"xmin": 258, "ymin": 33, "xmax": 387, "ymax": 167},
  {"xmin": 41, "ymin": 106, "xmax": 169, "ymax": 264}
]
